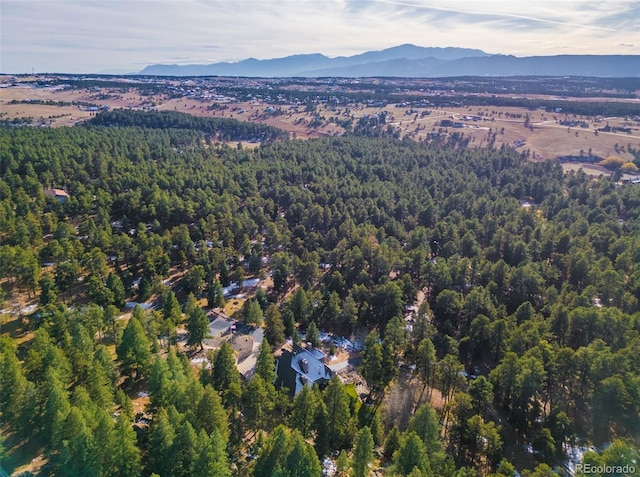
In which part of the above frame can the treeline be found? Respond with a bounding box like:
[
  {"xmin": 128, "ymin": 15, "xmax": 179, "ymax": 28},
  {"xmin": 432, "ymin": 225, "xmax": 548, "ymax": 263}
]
[
  {"xmin": 9, "ymin": 99, "xmax": 98, "ymax": 108},
  {"xmin": 453, "ymin": 95, "xmax": 640, "ymax": 117},
  {"xmin": 1, "ymin": 121, "xmax": 639, "ymax": 475},
  {"xmin": 415, "ymin": 76, "xmax": 640, "ymax": 99},
  {"xmin": 84, "ymin": 109, "xmax": 289, "ymax": 142}
]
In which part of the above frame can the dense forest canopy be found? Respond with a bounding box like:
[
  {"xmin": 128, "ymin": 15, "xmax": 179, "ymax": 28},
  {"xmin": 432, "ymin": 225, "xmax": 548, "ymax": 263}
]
[
  {"xmin": 1, "ymin": 110, "xmax": 639, "ymax": 476},
  {"xmin": 84, "ymin": 109, "xmax": 289, "ymax": 143}
]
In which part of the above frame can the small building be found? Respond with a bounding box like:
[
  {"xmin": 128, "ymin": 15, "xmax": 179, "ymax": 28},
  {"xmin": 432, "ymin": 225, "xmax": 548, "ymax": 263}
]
[
  {"xmin": 45, "ymin": 188, "xmax": 70, "ymax": 203},
  {"xmin": 276, "ymin": 344, "xmax": 334, "ymax": 397}
]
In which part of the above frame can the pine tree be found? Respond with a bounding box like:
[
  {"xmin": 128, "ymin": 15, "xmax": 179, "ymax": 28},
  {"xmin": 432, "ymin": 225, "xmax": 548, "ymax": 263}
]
[
  {"xmin": 254, "ymin": 425, "xmax": 292, "ymax": 477},
  {"xmin": 306, "ymin": 321, "xmax": 320, "ymax": 348},
  {"xmin": 352, "ymin": 426, "xmax": 375, "ymax": 477},
  {"xmin": 283, "ymin": 309, "xmax": 296, "ymax": 338},
  {"xmin": 285, "ymin": 430, "xmax": 322, "ymax": 477},
  {"xmin": 219, "ymin": 261, "xmax": 230, "ymax": 287},
  {"xmin": 336, "ymin": 450, "xmax": 350, "ymax": 476},
  {"xmin": 93, "ymin": 344, "xmax": 118, "ymax": 386},
  {"xmin": 323, "ymin": 376, "xmax": 354, "ymax": 451},
  {"xmin": 289, "ymin": 384, "xmax": 319, "ymax": 438},
  {"xmin": 209, "ymin": 342, "xmax": 242, "ymax": 407},
  {"xmin": 255, "ymin": 339, "xmax": 276, "ymax": 385},
  {"xmin": 407, "ymin": 402, "xmax": 441, "ymax": 453},
  {"xmin": 116, "ymin": 315, "xmax": 151, "ymax": 380},
  {"xmin": 415, "ymin": 338, "xmax": 437, "ymax": 403},
  {"xmin": 468, "ymin": 375, "xmax": 493, "ymax": 419},
  {"xmin": 138, "ymin": 277, "xmax": 152, "ymax": 301},
  {"xmin": 54, "ymin": 406, "xmax": 99, "ymax": 477},
  {"xmin": 86, "ymin": 364, "xmax": 113, "ymax": 410},
  {"xmin": 193, "ymin": 428, "xmax": 232, "ymax": 477},
  {"xmin": 242, "ymin": 375, "xmax": 274, "ymax": 431},
  {"xmin": 1, "ymin": 341, "xmax": 36, "ymax": 433},
  {"xmin": 264, "ymin": 304, "xmax": 285, "ymax": 347},
  {"xmin": 148, "ymin": 356, "xmax": 171, "ymax": 412},
  {"xmin": 106, "ymin": 272, "xmax": 126, "ymax": 307},
  {"xmin": 162, "ymin": 290, "xmax": 182, "ymax": 324},
  {"xmin": 42, "ymin": 368, "xmax": 71, "ymax": 449},
  {"xmin": 148, "ymin": 408, "xmax": 177, "ymax": 476},
  {"xmin": 370, "ymin": 410, "xmax": 384, "ymax": 447},
  {"xmin": 255, "ymin": 288, "xmax": 270, "ymax": 310},
  {"xmin": 314, "ymin": 399, "xmax": 331, "ymax": 458},
  {"xmin": 207, "ymin": 280, "xmax": 225, "ymax": 308},
  {"xmin": 361, "ymin": 331, "xmax": 386, "ymax": 400},
  {"xmin": 94, "ymin": 411, "xmax": 116, "ymax": 476},
  {"xmin": 176, "ymin": 421, "xmax": 199, "ymax": 477},
  {"xmin": 196, "ymin": 386, "xmax": 230, "ymax": 442},
  {"xmin": 393, "ymin": 432, "xmax": 431, "ymax": 477},
  {"xmin": 249, "ymin": 249, "xmax": 262, "ymax": 275},
  {"xmin": 242, "ymin": 298, "xmax": 263, "ymax": 325},
  {"xmin": 184, "ymin": 264, "xmax": 206, "ymax": 295},
  {"xmin": 186, "ymin": 302, "xmax": 209, "ymax": 350},
  {"xmin": 112, "ymin": 413, "xmax": 142, "ymax": 477},
  {"xmin": 290, "ymin": 288, "xmax": 310, "ymax": 328},
  {"xmin": 254, "ymin": 425, "xmax": 321, "ymax": 477},
  {"xmin": 384, "ymin": 425, "xmax": 401, "ymax": 460},
  {"xmin": 39, "ymin": 273, "xmax": 58, "ymax": 306}
]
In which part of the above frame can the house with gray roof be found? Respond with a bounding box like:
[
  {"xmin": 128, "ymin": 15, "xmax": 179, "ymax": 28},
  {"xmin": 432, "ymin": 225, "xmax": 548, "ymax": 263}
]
[{"xmin": 276, "ymin": 344, "xmax": 334, "ymax": 397}]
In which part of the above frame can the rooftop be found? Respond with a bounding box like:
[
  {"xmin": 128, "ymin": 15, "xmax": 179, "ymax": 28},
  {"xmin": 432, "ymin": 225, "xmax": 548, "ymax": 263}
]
[
  {"xmin": 45, "ymin": 188, "xmax": 70, "ymax": 197},
  {"xmin": 276, "ymin": 344, "xmax": 333, "ymax": 396}
]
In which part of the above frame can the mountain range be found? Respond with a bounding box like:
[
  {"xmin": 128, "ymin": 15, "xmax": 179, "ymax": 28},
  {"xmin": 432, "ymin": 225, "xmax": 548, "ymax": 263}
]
[{"xmin": 139, "ymin": 44, "xmax": 640, "ymax": 78}]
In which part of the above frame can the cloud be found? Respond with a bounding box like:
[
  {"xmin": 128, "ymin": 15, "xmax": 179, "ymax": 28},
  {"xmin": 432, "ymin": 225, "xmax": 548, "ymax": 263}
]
[
  {"xmin": 376, "ymin": 0, "xmax": 619, "ymax": 32},
  {"xmin": 0, "ymin": 0, "xmax": 637, "ymax": 73}
]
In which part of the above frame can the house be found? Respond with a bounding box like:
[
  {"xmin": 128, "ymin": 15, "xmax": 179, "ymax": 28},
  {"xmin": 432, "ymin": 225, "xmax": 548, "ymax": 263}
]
[
  {"xmin": 45, "ymin": 188, "xmax": 70, "ymax": 203},
  {"xmin": 276, "ymin": 344, "xmax": 334, "ymax": 397}
]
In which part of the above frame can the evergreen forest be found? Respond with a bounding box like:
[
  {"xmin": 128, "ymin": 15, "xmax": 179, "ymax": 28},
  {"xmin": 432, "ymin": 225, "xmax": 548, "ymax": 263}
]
[{"xmin": 1, "ymin": 110, "xmax": 639, "ymax": 476}]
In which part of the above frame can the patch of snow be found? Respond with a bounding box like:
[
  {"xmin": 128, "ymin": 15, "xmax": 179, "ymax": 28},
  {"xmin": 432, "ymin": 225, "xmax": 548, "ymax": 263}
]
[
  {"xmin": 330, "ymin": 336, "xmax": 364, "ymax": 352},
  {"xmin": 564, "ymin": 443, "xmax": 597, "ymax": 476},
  {"xmin": 322, "ymin": 457, "xmax": 337, "ymax": 476},
  {"xmin": 190, "ymin": 357, "xmax": 210, "ymax": 368},
  {"xmin": 242, "ymin": 278, "xmax": 260, "ymax": 288},
  {"xmin": 125, "ymin": 301, "xmax": 154, "ymax": 310},
  {"xmin": 21, "ymin": 304, "xmax": 38, "ymax": 314}
]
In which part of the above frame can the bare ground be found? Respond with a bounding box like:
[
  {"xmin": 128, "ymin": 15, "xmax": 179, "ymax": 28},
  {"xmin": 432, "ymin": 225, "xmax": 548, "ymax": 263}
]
[{"xmin": 3, "ymin": 81, "xmax": 637, "ymax": 163}]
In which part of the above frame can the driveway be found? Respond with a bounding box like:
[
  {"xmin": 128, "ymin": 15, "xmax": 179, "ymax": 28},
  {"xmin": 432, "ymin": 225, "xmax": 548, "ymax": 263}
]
[
  {"xmin": 208, "ymin": 316, "xmax": 233, "ymax": 338},
  {"xmin": 236, "ymin": 327, "xmax": 264, "ymax": 378}
]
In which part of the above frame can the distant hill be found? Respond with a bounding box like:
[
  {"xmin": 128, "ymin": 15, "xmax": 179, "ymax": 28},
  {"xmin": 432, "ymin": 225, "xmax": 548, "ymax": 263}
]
[{"xmin": 139, "ymin": 44, "xmax": 640, "ymax": 78}]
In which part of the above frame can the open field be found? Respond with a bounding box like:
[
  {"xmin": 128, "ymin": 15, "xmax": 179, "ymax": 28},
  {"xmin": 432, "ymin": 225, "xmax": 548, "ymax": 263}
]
[
  {"xmin": 368, "ymin": 103, "xmax": 640, "ymax": 161},
  {"xmin": 2, "ymin": 75, "xmax": 639, "ymax": 164}
]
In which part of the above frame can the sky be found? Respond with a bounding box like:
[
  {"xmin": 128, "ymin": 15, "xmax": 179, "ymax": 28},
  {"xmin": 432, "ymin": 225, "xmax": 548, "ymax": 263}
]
[{"xmin": 1, "ymin": 0, "xmax": 638, "ymax": 74}]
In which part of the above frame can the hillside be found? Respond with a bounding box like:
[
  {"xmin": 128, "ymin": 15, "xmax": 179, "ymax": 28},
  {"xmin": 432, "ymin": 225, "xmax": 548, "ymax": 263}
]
[{"xmin": 1, "ymin": 112, "xmax": 639, "ymax": 476}]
